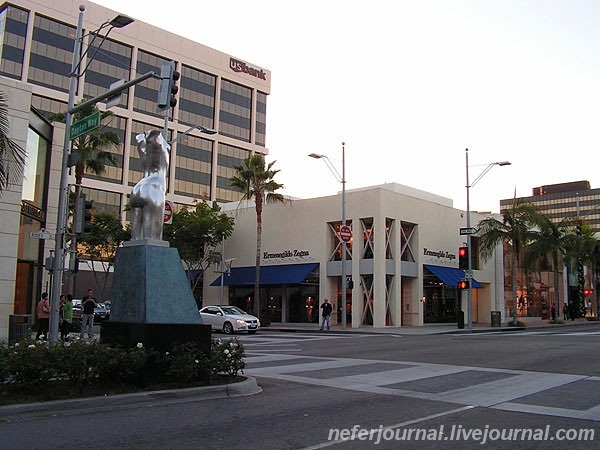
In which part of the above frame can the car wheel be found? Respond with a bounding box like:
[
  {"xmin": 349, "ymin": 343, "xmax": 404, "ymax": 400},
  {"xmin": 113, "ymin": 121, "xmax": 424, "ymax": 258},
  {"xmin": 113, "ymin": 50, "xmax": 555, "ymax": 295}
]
[{"xmin": 223, "ymin": 322, "xmax": 234, "ymax": 334}]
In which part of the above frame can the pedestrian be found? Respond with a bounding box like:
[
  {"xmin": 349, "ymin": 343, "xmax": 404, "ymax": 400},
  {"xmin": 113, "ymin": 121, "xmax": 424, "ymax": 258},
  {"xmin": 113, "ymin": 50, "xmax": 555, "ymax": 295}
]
[
  {"xmin": 80, "ymin": 289, "xmax": 97, "ymax": 339},
  {"xmin": 550, "ymin": 303, "xmax": 556, "ymax": 321},
  {"xmin": 319, "ymin": 298, "xmax": 333, "ymax": 331},
  {"xmin": 562, "ymin": 303, "xmax": 568, "ymax": 321},
  {"xmin": 60, "ymin": 294, "xmax": 73, "ymax": 340},
  {"xmin": 36, "ymin": 292, "xmax": 50, "ymax": 339}
]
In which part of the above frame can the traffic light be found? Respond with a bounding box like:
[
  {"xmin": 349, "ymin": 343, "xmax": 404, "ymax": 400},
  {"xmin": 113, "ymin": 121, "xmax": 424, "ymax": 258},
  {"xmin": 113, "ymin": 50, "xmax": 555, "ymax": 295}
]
[
  {"xmin": 583, "ymin": 289, "xmax": 593, "ymax": 296},
  {"xmin": 157, "ymin": 61, "xmax": 180, "ymax": 110},
  {"xmin": 457, "ymin": 280, "xmax": 469, "ymax": 290},
  {"xmin": 458, "ymin": 246, "xmax": 469, "ymax": 270},
  {"xmin": 74, "ymin": 196, "xmax": 93, "ymax": 234}
]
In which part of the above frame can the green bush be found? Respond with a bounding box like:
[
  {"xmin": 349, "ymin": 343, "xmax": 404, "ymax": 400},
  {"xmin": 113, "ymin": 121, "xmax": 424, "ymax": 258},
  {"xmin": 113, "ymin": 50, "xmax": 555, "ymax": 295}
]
[{"xmin": 0, "ymin": 336, "xmax": 245, "ymax": 393}]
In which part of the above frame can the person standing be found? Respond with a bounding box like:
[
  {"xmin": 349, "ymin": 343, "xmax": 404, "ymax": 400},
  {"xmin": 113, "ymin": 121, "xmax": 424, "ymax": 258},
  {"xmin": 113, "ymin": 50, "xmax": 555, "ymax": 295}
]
[
  {"xmin": 320, "ymin": 298, "xmax": 333, "ymax": 331},
  {"xmin": 36, "ymin": 292, "xmax": 50, "ymax": 339},
  {"xmin": 60, "ymin": 294, "xmax": 73, "ymax": 340},
  {"xmin": 81, "ymin": 289, "xmax": 97, "ymax": 339}
]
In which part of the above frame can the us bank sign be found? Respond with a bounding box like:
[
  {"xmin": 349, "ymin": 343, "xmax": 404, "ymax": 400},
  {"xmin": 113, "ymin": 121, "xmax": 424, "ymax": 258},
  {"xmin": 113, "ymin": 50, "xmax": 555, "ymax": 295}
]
[{"xmin": 230, "ymin": 58, "xmax": 267, "ymax": 80}]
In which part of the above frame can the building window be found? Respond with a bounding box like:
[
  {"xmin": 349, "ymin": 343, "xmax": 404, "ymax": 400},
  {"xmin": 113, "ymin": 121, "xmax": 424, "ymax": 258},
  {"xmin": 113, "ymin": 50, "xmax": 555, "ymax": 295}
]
[
  {"xmin": 80, "ymin": 186, "xmax": 121, "ymax": 218},
  {"xmin": 133, "ymin": 50, "xmax": 172, "ymax": 118},
  {"xmin": 22, "ymin": 127, "xmax": 49, "ymax": 209},
  {"xmin": 83, "ymin": 35, "xmax": 132, "ymax": 108},
  {"xmin": 255, "ymin": 91, "xmax": 267, "ymax": 147},
  {"xmin": 28, "ymin": 14, "xmax": 76, "ymax": 93},
  {"xmin": 179, "ymin": 64, "xmax": 215, "ymax": 130},
  {"xmin": 174, "ymin": 133, "xmax": 213, "ymax": 199},
  {"xmin": 328, "ymin": 222, "xmax": 353, "ymax": 262},
  {"xmin": 84, "ymin": 114, "xmax": 126, "ymax": 184},
  {"xmin": 401, "ymin": 221, "xmax": 417, "ymax": 262},
  {"xmin": 216, "ymin": 142, "xmax": 249, "ymax": 202},
  {"xmin": 219, "ymin": 79, "xmax": 251, "ymax": 142},
  {"xmin": 0, "ymin": 5, "xmax": 28, "ymax": 80},
  {"xmin": 361, "ymin": 217, "xmax": 374, "ymax": 259},
  {"xmin": 31, "ymin": 95, "xmax": 67, "ymax": 119}
]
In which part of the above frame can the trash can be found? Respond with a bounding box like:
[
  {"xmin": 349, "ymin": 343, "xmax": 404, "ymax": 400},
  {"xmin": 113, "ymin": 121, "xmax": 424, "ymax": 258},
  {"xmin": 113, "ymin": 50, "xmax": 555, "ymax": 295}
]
[
  {"xmin": 8, "ymin": 314, "xmax": 32, "ymax": 345},
  {"xmin": 457, "ymin": 310, "xmax": 465, "ymax": 329},
  {"xmin": 491, "ymin": 311, "xmax": 501, "ymax": 327}
]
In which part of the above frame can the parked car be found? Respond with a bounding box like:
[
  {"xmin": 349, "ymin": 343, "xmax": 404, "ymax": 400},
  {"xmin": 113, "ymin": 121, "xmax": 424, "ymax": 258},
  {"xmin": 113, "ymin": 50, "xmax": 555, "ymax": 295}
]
[
  {"xmin": 199, "ymin": 305, "xmax": 260, "ymax": 334},
  {"xmin": 72, "ymin": 299, "xmax": 82, "ymax": 320},
  {"xmin": 93, "ymin": 303, "xmax": 109, "ymax": 321}
]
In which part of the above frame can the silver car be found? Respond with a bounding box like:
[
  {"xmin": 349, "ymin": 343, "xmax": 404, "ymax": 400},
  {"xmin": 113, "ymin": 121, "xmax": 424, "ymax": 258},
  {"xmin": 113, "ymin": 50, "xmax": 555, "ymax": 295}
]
[{"xmin": 199, "ymin": 305, "xmax": 260, "ymax": 334}]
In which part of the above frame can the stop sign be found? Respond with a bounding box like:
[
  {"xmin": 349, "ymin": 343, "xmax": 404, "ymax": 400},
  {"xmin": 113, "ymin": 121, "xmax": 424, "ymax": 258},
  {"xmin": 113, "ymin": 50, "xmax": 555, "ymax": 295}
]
[
  {"xmin": 340, "ymin": 225, "xmax": 352, "ymax": 243},
  {"xmin": 164, "ymin": 200, "xmax": 173, "ymax": 224}
]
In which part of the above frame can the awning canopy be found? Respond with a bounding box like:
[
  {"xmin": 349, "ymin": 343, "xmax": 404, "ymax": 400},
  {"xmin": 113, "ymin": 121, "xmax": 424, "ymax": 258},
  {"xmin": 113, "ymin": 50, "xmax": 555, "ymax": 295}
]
[
  {"xmin": 210, "ymin": 263, "xmax": 319, "ymax": 287},
  {"xmin": 424, "ymin": 264, "xmax": 483, "ymax": 289}
]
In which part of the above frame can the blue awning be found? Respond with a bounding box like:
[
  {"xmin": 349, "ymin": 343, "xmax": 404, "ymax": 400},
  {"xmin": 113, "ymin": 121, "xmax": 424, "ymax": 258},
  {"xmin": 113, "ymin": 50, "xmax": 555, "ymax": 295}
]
[
  {"xmin": 424, "ymin": 264, "xmax": 483, "ymax": 289},
  {"xmin": 210, "ymin": 263, "xmax": 319, "ymax": 287}
]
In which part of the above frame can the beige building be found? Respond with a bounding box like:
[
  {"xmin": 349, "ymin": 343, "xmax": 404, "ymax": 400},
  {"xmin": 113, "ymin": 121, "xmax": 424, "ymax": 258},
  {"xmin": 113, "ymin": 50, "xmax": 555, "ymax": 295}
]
[{"xmin": 205, "ymin": 184, "xmax": 505, "ymax": 328}]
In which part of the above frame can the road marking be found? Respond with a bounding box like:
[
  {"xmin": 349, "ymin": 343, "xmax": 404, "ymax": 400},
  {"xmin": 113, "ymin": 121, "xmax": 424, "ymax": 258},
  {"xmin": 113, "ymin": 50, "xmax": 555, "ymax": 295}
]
[{"xmin": 300, "ymin": 405, "xmax": 475, "ymax": 449}]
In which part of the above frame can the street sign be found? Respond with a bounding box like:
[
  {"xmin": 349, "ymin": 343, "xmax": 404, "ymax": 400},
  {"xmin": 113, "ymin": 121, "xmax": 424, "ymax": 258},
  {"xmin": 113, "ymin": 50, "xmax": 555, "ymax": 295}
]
[
  {"xmin": 164, "ymin": 200, "xmax": 174, "ymax": 224},
  {"xmin": 460, "ymin": 227, "xmax": 477, "ymax": 235},
  {"xmin": 29, "ymin": 230, "xmax": 53, "ymax": 240},
  {"xmin": 340, "ymin": 225, "xmax": 352, "ymax": 243},
  {"xmin": 69, "ymin": 111, "xmax": 100, "ymax": 140}
]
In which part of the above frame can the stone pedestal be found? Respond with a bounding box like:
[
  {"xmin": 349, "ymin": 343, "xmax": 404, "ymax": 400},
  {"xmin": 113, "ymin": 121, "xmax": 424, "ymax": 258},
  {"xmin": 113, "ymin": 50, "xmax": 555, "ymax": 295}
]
[{"xmin": 101, "ymin": 241, "xmax": 210, "ymax": 352}]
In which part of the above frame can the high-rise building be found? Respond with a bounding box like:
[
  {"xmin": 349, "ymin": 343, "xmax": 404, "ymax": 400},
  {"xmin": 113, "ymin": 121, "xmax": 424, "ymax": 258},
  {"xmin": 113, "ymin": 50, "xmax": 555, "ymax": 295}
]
[
  {"xmin": 500, "ymin": 180, "xmax": 600, "ymax": 232},
  {"xmin": 0, "ymin": 0, "xmax": 270, "ymax": 336}
]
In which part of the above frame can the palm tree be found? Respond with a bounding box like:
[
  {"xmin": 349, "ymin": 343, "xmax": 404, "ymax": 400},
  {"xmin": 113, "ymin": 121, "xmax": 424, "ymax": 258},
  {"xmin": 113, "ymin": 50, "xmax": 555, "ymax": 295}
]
[
  {"xmin": 0, "ymin": 92, "xmax": 26, "ymax": 195},
  {"xmin": 478, "ymin": 198, "xmax": 545, "ymax": 325},
  {"xmin": 230, "ymin": 154, "xmax": 284, "ymax": 317},
  {"xmin": 523, "ymin": 215, "xmax": 571, "ymax": 317}
]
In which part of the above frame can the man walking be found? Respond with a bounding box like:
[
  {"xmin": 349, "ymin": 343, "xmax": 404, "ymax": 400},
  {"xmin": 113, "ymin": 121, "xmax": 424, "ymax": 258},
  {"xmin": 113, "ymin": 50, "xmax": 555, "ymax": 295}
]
[
  {"xmin": 320, "ymin": 298, "xmax": 333, "ymax": 331},
  {"xmin": 81, "ymin": 289, "xmax": 97, "ymax": 339}
]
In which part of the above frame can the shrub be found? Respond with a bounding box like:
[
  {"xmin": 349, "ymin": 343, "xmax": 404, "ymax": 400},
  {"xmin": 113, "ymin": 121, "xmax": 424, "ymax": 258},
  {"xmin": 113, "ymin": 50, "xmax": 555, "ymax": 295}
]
[{"xmin": 211, "ymin": 337, "xmax": 246, "ymax": 378}]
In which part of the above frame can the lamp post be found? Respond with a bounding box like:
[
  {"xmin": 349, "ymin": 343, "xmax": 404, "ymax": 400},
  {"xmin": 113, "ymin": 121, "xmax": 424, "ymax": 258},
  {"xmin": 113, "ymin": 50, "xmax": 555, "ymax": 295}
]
[
  {"xmin": 309, "ymin": 142, "xmax": 347, "ymax": 330},
  {"xmin": 49, "ymin": 6, "xmax": 134, "ymax": 343},
  {"xmin": 465, "ymin": 148, "xmax": 511, "ymax": 331},
  {"xmin": 168, "ymin": 125, "xmax": 217, "ymax": 145}
]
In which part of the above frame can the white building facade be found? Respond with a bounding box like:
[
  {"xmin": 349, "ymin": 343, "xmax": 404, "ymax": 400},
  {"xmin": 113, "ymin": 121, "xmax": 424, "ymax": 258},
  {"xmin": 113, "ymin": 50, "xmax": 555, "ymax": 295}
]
[{"xmin": 205, "ymin": 184, "xmax": 506, "ymax": 328}]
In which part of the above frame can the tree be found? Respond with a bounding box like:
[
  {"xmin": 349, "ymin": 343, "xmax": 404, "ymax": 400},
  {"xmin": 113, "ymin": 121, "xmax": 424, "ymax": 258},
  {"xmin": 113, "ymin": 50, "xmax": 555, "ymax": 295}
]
[
  {"xmin": 163, "ymin": 200, "xmax": 235, "ymax": 306},
  {"xmin": 523, "ymin": 215, "xmax": 571, "ymax": 316},
  {"xmin": 0, "ymin": 92, "xmax": 26, "ymax": 196},
  {"xmin": 230, "ymin": 154, "xmax": 284, "ymax": 317},
  {"xmin": 77, "ymin": 213, "xmax": 130, "ymax": 300},
  {"xmin": 478, "ymin": 199, "xmax": 545, "ymax": 325}
]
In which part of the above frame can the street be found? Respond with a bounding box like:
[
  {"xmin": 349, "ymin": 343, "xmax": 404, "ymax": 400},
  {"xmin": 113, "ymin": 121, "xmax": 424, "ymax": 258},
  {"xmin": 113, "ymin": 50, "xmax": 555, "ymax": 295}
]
[{"xmin": 2, "ymin": 324, "xmax": 600, "ymax": 449}]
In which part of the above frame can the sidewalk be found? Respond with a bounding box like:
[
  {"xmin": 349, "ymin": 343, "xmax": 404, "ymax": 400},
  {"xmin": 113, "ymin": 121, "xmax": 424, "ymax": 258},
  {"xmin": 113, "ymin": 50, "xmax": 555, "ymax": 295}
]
[{"xmin": 262, "ymin": 317, "xmax": 600, "ymax": 335}]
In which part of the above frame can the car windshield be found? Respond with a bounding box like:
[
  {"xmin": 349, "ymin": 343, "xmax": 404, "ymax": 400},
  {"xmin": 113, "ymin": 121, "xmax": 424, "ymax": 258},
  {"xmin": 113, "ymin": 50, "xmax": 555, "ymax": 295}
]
[{"xmin": 222, "ymin": 306, "xmax": 246, "ymax": 315}]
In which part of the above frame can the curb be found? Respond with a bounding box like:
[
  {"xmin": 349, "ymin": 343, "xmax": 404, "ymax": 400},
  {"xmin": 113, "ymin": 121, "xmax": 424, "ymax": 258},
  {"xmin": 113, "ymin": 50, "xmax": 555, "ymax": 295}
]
[{"xmin": 0, "ymin": 376, "xmax": 261, "ymax": 417}]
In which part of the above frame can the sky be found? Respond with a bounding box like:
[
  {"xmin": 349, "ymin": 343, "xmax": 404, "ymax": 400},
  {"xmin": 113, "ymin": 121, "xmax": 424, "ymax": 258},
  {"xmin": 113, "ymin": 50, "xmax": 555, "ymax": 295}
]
[{"xmin": 92, "ymin": 0, "xmax": 600, "ymax": 213}]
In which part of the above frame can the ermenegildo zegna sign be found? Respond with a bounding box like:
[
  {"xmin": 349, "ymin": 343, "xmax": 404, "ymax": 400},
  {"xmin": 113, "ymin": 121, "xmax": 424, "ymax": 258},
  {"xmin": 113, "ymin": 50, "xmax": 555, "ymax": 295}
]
[
  {"xmin": 423, "ymin": 248, "xmax": 456, "ymax": 261},
  {"xmin": 264, "ymin": 250, "xmax": 310, "ymax": 260},
  {"xmin": 230, "ymin": 58, "xmax": 267, "ymax": 80}
]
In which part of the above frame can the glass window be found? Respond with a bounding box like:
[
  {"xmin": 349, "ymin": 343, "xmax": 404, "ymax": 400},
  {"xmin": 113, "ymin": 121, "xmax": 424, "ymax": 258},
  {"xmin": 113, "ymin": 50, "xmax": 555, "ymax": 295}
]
[
  {"xmin": 216, "ymin": 142, "xmax": 250, "ymax": 202},
  {"xmin": 80, "ymin": 186, "xmax": 121, "ymax": 218},
  {"xmin": 22, "ymin": 127, "xmax": 49, "ymax": 209},
  {"xmin": 31, "ymin": 95, "xmax": 67, "ymax": 119},
  {"xmin": 133, "ymin": 50, "xmax": 171, "ymax": 118},
  {"xmin": 84, "ymin": 114, "xmax": 126, "ymax": 184},
  {"xmin": 28, "ymin": 14, "xmax": 76, "ymax": 93},
  {"xmin": 174, "ymin": 133, "xmax": 213, "ymax": 199},
  {"xmin": 0, "ymin": 5, "xmax": 28, "ymax": 80},
  {"xmin": 219, "ymin": 79, "xmax": 251, "ymax": 142},
  {"xmin": 179, "ymin": 64, "xmax": 215, "ymax": 129},
  {"xmin": 255, "ymin": 91, "xmax": 267, "ymax": 147},
  {"xmin": 83, "ymin": 35, "xmax": 132, "ymax": 108}
]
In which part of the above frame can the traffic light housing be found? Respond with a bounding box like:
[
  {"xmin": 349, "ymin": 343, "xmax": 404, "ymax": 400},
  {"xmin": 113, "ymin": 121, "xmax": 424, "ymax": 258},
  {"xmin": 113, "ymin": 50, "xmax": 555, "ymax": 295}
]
[
  {"xmin": 157, "ymin": 61, "xmax": 179, "ymax": 110},
  {"xmin": 74, "ymin": 196, "xmax": 93, "ymax": 234},
  {"xmin": 458, "ymin": 246, "xmax": 469, "ymax": 270},
  {"xmin": 457, "ymin": 280, "xmax": 469, "ymax": 290}
]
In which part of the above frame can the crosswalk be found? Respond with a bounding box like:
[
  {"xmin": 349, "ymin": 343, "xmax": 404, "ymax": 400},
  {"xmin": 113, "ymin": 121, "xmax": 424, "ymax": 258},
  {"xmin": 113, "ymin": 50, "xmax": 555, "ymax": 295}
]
[{"xmin": 242, "ymin": 333, "xmax": 600, "ymax": 423}]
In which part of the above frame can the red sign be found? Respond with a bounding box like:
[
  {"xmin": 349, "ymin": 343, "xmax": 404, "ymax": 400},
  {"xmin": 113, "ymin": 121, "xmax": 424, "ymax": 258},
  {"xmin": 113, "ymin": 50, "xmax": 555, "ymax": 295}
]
[
  {"xmin": 164, "ymin": 200, "xmax": 173, "ymax": 224},
  {"xmin": 340, "ymin": 225, "xmax": 352, "ymax": 243}
]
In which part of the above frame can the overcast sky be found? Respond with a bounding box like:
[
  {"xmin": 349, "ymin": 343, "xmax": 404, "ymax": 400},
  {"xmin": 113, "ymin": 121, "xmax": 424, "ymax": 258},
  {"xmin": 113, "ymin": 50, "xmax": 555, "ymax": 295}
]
[{"xmin": 93, "ymin": 0, "xmax": 600, "ymax": 212}]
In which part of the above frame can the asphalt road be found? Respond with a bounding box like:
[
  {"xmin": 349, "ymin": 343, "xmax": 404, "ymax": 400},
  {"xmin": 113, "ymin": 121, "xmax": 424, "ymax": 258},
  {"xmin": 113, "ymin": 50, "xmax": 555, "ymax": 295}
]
[{"xmin": 2, "ymin": 324, "xmax": 600, "ymax": 449}]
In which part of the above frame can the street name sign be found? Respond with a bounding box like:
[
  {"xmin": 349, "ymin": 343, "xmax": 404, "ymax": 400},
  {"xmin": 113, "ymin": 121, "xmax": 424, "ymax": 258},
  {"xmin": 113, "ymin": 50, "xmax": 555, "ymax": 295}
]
[
  {"xmin": 69, "ymin": 111, "xmax": 100, "ymax": 140},
  {"xmin": 459, "ymin": 227, "xmax": 477, "ymax": 235}
]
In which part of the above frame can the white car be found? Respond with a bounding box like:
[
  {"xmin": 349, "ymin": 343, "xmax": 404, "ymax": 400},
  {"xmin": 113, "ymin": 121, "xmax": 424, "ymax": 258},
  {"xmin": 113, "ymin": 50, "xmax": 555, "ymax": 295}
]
[{"xmin": 199, "ymin": 305, "xmax": 260, "ymax": 334}]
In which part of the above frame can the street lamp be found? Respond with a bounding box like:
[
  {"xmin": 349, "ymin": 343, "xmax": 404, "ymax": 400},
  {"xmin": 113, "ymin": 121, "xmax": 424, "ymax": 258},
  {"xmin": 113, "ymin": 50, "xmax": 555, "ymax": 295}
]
[
  {"xmin": 309, "ymin": 142, "xmax": 348, "ymax": 330},
  {"xmin": 465, "ymin": 148, "xmax": 511, "ymax": 331},
  {"xmin": 49, "ymin": 6, "xmax": 134, "ymax": 343},
  {"xmin": 168, "ymin": 125, "xmax": 217, "ymax": 145}
]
